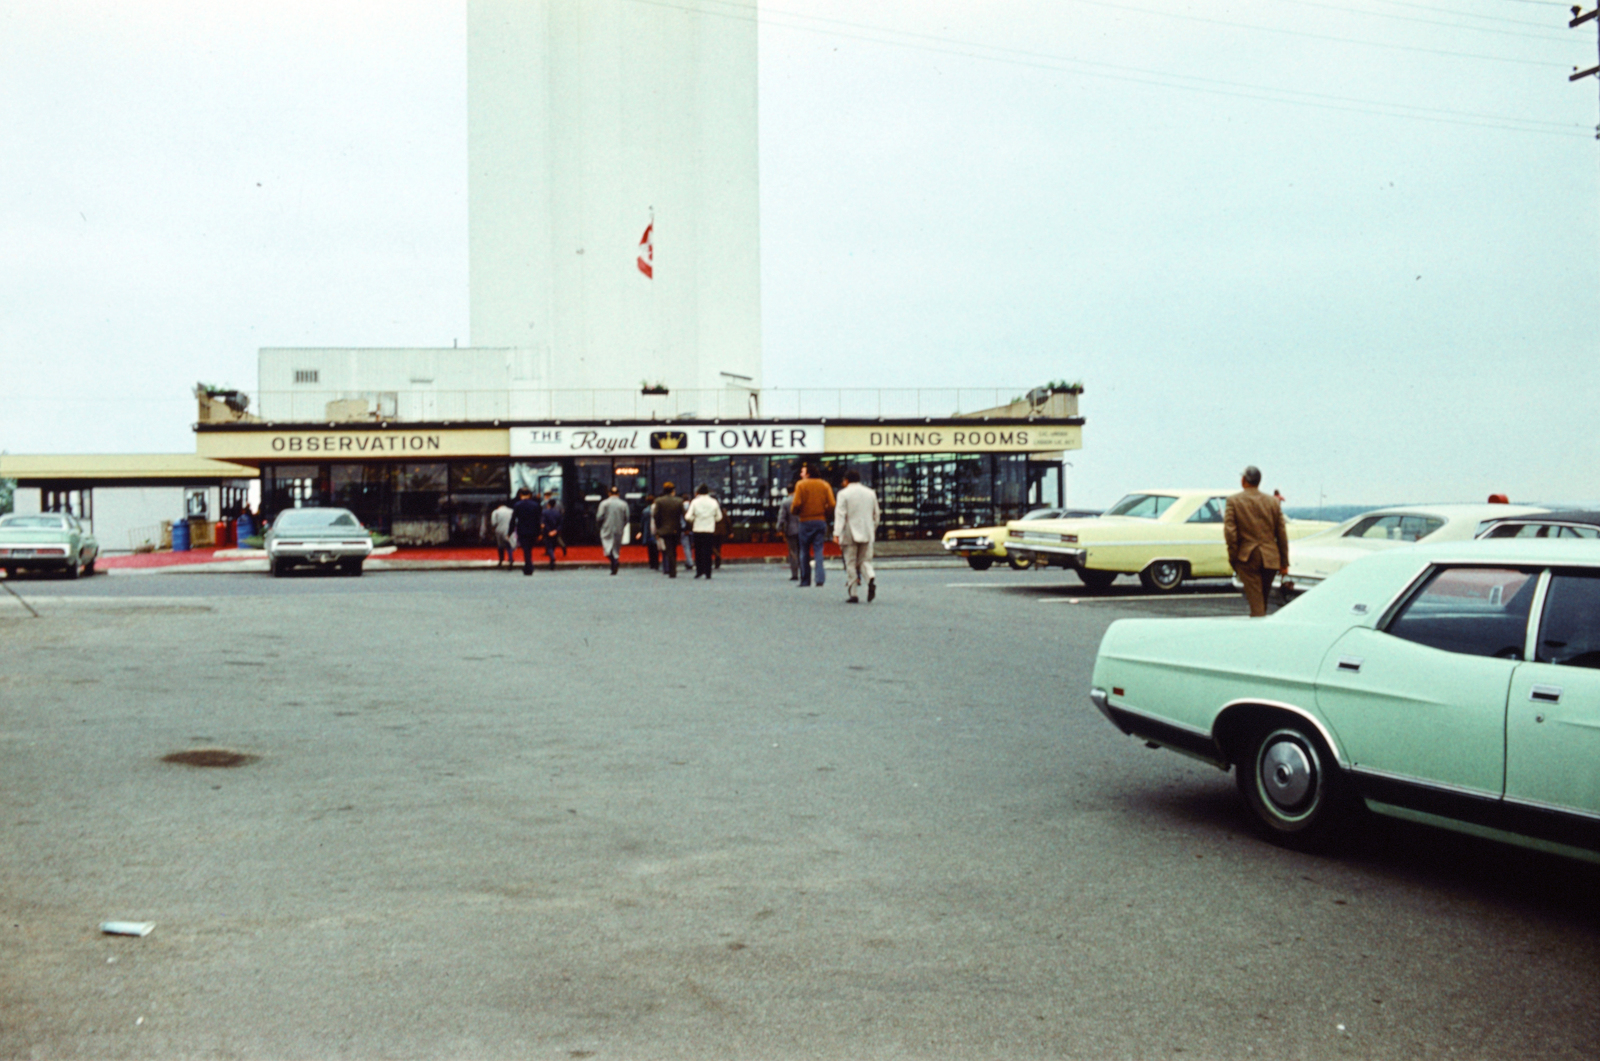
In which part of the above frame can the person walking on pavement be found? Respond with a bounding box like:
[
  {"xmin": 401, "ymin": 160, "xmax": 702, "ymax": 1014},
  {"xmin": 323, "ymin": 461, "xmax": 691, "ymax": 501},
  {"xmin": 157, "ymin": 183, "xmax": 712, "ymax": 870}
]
[
  {"xmin": 834, "ymin": 468, "xmax": 881, "ymax": 603},
  {"xmin": 641, "ymin": 494, "xmax": 660, "ymax": 570},
  {"xmin": 540, "ymin": 496, "xmax": 563, "ymax": 570},
  {"xmin": 779, "ymin": 481, "xmax": 802, "ymax": 580},
  {"xmin": 596, "ymin": 487, "xmax": 630, "ymax": 576},
  {"xmin": 653, "ymin": 483, "xmax": 687, "ymax": 579},
  {"xmin": 490, "ymin": 498, "xmax": 515, "ymax": 569},
  {"xmin": 1224, "ymin": 465, "xmax": 1290, "ymax": 617},
  {"xmin": 511, "ymin": 487, "xmax": 543, "ymax": 576},
  {"xmin": 685, "ymin": 483, "xmax": 725, "ymax": 580},
  {"xmin": 791, "ymin": 462, "xmax": 835, "ymax": 588},
  {"xmin": 543, "ymin": 491, "xmax": 568, "ymax": 557}
]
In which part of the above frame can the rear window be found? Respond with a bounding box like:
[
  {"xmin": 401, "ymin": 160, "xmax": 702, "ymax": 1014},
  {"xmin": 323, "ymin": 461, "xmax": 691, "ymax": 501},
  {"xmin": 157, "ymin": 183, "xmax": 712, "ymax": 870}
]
[
  {"xmin": 274, "ymin": 509, "xmax": 361, "ymax": 529},
  {"xmin": 1481, "ymin": 521, "xmax": 1600, "ymax": 540},
  {"xmin": 1344, "ymin": 514, "xmax": 1444, "ymax": 542},
  {"xmin": 1105, "ymin": 494, "xmax": 1175, "ymax": 519},
  {"xmin": 0, "ymin": 515, "xmax": 69, "ymax": 530}
]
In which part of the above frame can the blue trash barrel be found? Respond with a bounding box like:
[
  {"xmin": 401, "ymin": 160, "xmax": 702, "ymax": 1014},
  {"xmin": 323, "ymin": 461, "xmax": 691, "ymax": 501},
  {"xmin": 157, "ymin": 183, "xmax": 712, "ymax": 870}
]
[
  {"xmin": 171, "ymin": 520, "xmax": 191, "ymax": 552},
  {"xmin": 236, "ymin": 513, "xmax": 254, "ymax": 543}
]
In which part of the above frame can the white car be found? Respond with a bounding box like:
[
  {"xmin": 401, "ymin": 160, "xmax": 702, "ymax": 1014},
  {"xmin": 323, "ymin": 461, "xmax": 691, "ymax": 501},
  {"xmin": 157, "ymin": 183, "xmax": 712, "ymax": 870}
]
[
  {"xmin": 1282, "ymin": 503, "xmax": 1546, "ymax": 597},
  {"xmin": 264, "ymin": 507, "xmax": 374, "ymax": 577}
]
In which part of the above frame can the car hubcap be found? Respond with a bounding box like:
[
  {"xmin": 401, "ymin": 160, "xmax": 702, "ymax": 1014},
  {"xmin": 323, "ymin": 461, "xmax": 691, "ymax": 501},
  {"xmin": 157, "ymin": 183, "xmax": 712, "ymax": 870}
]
[{"xmin": 1260, "ymin": 736, "xmax": 1315, "ymax": 813}]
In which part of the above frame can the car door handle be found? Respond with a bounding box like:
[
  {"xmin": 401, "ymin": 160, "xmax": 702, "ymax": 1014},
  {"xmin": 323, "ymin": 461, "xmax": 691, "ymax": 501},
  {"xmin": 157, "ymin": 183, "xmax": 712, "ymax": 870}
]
[
  {"xmin": 1530, "ymin": 684, "xmax": 1562, "ymax": 704},
  {"xmin": 1337, "ymin": 656, "xmax": 1363, "ymax": 673}
]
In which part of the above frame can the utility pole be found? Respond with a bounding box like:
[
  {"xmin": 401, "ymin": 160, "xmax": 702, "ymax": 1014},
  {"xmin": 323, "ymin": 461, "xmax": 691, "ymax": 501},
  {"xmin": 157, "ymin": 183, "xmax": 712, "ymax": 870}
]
[{"xmin": 1572, "ymin": 5, "xmax": 1600, "ymax": 137}]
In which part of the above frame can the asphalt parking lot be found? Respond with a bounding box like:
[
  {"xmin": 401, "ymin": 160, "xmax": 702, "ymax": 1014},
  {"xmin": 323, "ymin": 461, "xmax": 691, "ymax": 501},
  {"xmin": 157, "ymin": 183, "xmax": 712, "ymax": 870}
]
[{"xmin": 3, "ymin": 562, "xmax": 1597, "ymax": 1059}]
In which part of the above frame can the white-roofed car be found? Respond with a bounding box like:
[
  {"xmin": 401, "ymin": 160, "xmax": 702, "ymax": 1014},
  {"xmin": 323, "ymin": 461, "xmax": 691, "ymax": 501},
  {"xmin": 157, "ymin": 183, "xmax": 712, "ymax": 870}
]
[
  {"xmin": 1476, "ymin": 510, "xmax": 1600, "ymax": 541},
  {"xmin": 264, "ymin": 507, "xmax": 374, "ymax": 577},
  {"xmin": 1282, "ymin": 503, "xmax": 1546, "ymax": 598},
  {"xmin": 1003, "ymin": 489, "xmax": 1332, "ymax": 592},
  {"xmin": 0, "ymin": 512, "xmax": 99, "ymax": 579}
]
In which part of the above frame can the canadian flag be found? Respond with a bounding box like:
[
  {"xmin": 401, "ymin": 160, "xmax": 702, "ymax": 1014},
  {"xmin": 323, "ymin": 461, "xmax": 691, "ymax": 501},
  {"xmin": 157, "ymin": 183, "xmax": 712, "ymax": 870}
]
[{"xmin": 637, "ymin": 222, "xmax": 653, "ymax": 278}]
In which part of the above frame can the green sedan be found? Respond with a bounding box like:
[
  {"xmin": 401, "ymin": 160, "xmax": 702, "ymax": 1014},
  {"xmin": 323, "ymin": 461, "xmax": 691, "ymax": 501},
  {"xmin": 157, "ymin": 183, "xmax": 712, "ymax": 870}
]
[
  {"xmin": 0, "ymin": 512, "xmax": 100, "ymax": 579},
  {"xmin": 1091, "ymin": 538, "xmax": 1600, "ymax": 863}
]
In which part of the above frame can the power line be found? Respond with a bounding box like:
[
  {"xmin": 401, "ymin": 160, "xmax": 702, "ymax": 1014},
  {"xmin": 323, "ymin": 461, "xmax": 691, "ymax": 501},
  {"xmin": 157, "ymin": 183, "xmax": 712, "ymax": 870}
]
[
  {"xmin": 1277, "ymin": 0, "xmax": 1571, "ymax": 39},
  {"xmin": 635, "ymin": 0, "xmax": 1588, "ymax": 137},
  {"xmin": 1056, "ymin": 0, "xmax": 1570, "ymax": 65}
]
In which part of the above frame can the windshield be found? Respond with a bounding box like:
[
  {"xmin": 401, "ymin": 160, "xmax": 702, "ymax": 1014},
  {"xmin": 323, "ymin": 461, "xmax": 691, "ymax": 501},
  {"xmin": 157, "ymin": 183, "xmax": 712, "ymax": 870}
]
[
  {"xmin": 0, "ymin": 515, "xmax": 70, "ymax": 530},
  {"xmin": 1021, "ymin": 508, "xmax": 1060, "ymax": 521},
  {"xmin": 1104, "ymin": 494, "xmax": 1176, "ymax": 519},
  {"xmin": 1342, "ymin": 513, "xmax": 1444, "ymax": 543},
  {"xmin": 274, "ymin": 508, "xmax": 362, "ymax": 530}
]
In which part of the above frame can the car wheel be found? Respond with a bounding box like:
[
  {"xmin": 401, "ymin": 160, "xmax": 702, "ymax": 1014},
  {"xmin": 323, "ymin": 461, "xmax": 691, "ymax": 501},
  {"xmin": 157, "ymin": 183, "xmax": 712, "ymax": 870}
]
[
  {"xmin": 1077, "ymin": 568, "xmax": 1117, "ymax": 590},
  {"xmin": 1006, "ymin": 553, "xmax": 1033, "ymax": 571},
  {"xmin": 966, "ymin": 556, "xmax": 995, "ymax": 571},
  {"xmin": 270, "ymin": 558, "xmax": 285, "ymax": 578},
  {"xmin": 344, "ymin": 560, "xmax": 364, "ymax": 577},
  {"xmin": 63, "ymin": 554, "xmax": 80, "ymax": 580},
  {"xmin": 1138, "ymin": 560, "xmax": 1185, "ymax": 593},
  {"xmin": 83, "ymin": 555, "xmax": 96, "ymax": 576},
  {"xmin": 1237, "ymin": 724, "xmax": 1347, "ymax": 847}
]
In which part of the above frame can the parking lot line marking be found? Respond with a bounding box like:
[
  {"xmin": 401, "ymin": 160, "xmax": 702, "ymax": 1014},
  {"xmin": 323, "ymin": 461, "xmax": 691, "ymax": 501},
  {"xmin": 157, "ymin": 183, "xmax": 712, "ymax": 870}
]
[
  {"xmin": 943, "ymin": 582, "xmax": 1016, "ymax": 588},
  {"xmin": 1037, "ymin": 593, "xmax": 1234, "ymax": 603}
]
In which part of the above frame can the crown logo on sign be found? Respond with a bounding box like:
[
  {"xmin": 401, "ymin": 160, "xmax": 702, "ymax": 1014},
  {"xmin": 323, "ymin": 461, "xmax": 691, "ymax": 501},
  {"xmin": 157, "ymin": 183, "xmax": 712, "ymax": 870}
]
[{"xmin": 650, "ymin": 431, "xmax": 687, "ymax": 450}]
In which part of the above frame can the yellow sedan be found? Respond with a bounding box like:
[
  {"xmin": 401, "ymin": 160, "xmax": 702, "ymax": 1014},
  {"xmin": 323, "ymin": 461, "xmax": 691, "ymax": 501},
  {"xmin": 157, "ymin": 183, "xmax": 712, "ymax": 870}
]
[
  {"xmin": 1004, "ymin": 489, "xmax": 1332, "ymax": 592},
  {"xmin": 942, "ymin": 507, "xmax": 1095, "ymax": 570}
]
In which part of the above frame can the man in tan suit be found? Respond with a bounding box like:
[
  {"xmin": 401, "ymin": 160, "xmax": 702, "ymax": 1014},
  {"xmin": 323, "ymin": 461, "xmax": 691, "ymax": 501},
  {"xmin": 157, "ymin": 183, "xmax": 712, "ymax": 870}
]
[
  {"xmin": 1224, "ymin": 465, "xmax": 1289, "ymax": 617},
  {"xmin": 833, "ymin": 468, "xmax": 881, "ymax": 603}
]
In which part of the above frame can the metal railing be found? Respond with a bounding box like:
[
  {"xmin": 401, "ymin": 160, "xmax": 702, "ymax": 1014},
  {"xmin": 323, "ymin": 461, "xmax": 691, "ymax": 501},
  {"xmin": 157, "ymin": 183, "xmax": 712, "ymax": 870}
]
[{"xmin": 216, "ymin": 388, "xmax": 1073, "ymax": 425}]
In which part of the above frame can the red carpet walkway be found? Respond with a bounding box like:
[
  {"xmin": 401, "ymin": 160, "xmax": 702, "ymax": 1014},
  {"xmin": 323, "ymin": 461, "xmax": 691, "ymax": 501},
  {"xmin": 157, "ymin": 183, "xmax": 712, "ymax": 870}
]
[{"xmin": 97, "ymin": 541, "xmax": 830, "ymax": 570}]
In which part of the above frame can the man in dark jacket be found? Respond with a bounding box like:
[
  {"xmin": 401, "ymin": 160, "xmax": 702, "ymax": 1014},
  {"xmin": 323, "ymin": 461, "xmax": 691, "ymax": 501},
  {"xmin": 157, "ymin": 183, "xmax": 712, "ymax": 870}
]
[
  {"xmin": 652, "ymin": 482, "xmax": 687, "ymax": 579},
  {"xmin": 511, "ymin": 487, "xmax": 543, "ymax": 576},
  {"xmin": 540, "ymin": 496, "xmax": 563, "ymax": 570}
]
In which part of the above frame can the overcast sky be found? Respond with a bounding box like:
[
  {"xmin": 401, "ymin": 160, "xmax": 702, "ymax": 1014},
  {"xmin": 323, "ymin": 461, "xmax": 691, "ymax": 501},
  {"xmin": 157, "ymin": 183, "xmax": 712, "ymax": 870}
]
[{"xmin": 3, "ymin": 0, "xmax": 1596, "ymax": 508}]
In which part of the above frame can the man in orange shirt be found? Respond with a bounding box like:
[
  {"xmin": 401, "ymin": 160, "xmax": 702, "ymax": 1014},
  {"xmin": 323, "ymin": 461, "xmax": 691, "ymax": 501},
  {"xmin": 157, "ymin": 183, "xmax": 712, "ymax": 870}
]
[{"xmin": 790, "ymin": 462, "xmax": 835, "ymax": 588}]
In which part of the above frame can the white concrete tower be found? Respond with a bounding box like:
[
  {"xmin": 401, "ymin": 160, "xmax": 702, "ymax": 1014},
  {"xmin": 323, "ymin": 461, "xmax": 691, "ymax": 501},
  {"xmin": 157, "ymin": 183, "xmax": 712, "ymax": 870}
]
[{"xmin": 467, "ymin": 0, "xmax": 761, "ymax": 398}]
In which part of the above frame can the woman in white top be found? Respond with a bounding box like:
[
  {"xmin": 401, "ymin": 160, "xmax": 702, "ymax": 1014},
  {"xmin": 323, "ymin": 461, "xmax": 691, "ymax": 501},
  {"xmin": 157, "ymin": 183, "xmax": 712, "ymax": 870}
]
[{"xmin": 684, "ymin": 484, "xmax": 725, "ymax": 580}]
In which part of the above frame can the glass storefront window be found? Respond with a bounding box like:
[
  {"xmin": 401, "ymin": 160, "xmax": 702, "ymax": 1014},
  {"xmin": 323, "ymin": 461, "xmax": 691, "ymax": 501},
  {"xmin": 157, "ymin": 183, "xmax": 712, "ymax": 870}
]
[
  {"xmin": 253, "ymin": 449, "xmax": 1065, "ymax": 546},
  {"xmin": 571, "ymin": 458, "xmax": 613, "ymax": 543},
  {"xmin": 328, "ymin": 464, "xmax": 393, "ymax": 531},
  {"xmin": 652, "ymin": 458, "xmax": 690, "ymax": 498},
  {"xmin": 693, "ymin": 456, "xmax": 730, "ymax": 499},
  {"xmin": 450, "ymin": 461, "xmax": 508, "ymax": 493},
  {"xmin": 723, "ymin": 455, "xmax": 769, "ymax": 541}
]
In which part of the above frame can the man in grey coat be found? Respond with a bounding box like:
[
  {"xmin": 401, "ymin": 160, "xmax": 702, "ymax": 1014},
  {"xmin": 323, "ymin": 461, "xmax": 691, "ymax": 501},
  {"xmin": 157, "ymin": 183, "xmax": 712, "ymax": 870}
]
[
  {"xmin": 596, "ymin": 487, "xmax": 630, "ymax": 576},
  {"xmin": 779, "ymin": 481, "xmax": 802, "ymax": 580}
]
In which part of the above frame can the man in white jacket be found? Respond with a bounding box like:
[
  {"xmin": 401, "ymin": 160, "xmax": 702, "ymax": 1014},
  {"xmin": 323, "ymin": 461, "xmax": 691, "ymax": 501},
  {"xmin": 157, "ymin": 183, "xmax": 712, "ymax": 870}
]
[
  {"xmin": 833, "ymin": 469, "xmax": 881, "ymax": 603},
  {"xmin": 684, "ymin": 483, "xmax": 725, "ymax": 580}
]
